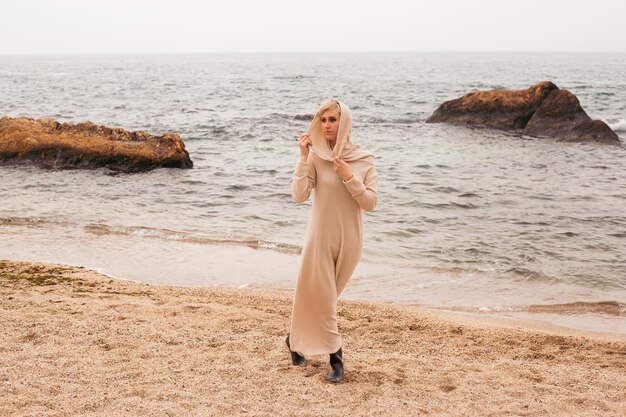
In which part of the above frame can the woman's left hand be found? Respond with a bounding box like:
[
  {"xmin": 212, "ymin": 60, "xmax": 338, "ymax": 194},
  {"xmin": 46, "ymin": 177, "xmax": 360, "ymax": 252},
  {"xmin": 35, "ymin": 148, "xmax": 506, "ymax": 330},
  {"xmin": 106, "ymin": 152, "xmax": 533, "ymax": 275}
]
[{"xmin": 332, "ymin": 157, "xmax": 353, "ymax": 181}]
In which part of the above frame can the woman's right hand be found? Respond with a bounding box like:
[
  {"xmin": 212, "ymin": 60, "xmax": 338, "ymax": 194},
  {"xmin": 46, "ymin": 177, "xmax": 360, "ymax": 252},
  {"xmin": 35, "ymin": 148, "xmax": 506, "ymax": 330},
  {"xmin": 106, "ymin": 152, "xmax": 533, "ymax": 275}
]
[{"xmin": 298, "ymin": 133, "xmax": 312, "ymax": 161}]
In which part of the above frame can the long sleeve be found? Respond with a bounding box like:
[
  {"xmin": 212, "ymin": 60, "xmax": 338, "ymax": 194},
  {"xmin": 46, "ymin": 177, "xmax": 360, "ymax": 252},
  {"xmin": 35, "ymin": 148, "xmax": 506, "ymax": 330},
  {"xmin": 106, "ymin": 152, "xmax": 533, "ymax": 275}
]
[
  {"xmin": 342, "ymin": 162, "xmax": 378, "ymax": 212},
  {"xmin": 291, "ymin": 155, "xmax": 316, "ymax": 203}
]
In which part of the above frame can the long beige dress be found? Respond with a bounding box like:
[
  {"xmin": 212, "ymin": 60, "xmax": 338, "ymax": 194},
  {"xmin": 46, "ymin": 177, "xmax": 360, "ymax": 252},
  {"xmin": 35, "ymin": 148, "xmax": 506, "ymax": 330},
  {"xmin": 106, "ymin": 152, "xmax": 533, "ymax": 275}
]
[{"xmin": 288, "ymin": 148, "xmax": 378, "ymax": 356}]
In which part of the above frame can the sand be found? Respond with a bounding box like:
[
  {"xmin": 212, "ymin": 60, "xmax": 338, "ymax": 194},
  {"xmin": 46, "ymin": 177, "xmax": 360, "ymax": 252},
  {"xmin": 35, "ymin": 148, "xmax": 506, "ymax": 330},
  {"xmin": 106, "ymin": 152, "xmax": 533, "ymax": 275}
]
[{"xmin": 1, "ymin": 259, "xmax": 625, "ymax": 416}]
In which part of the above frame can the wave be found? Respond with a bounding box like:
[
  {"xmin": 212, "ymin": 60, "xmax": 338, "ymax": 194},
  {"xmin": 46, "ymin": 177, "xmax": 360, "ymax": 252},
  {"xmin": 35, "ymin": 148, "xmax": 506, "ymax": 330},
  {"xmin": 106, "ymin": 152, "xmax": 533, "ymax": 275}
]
[
  {"xmin": 83, "ymin": 223, "xmax": 302, "ymax": 255},
  {"xmin": 226, "ymin": 184, "xmax": 251, "ymax": 191},
  {"xmin": 1, "ymin": 216, "xmax": 303, "ymax": 255},
  {"xmin": 271, "ymin": 75, "xmax": 316, "ymax": 80},
  {"xmin": 526, "ymin": 301, "xmax": 626, "ymax": 316},
  {"xmin": 0, "ymin": 216, "xmax": 69, "ymax": 227},
  {"xmin": 365, "ymin": 116, "xmax": 423, "ymax": 124},
  {"xmin": 505, "ymin": 266, "xmax": 559, "ymax": 283},
  {"xmin": 431, "ymin": 186, "xmax": 460, "ymax": 193},
  {"xmin": 398, "ymin": 201, "xmax": 479, "ymax": 209},
  {"xmin": 448, "ymin": 301, "xmax": 626, "ymax": 316},
  {"xmin": 609, "ymin": 119, "xmax": 626, "ymax": 132}
]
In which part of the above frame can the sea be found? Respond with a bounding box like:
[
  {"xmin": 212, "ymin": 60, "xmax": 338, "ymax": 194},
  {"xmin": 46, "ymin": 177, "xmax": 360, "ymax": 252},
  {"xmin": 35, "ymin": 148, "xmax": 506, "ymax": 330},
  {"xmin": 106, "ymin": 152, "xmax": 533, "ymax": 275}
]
[{"xmin": 1, "ymin": 52, "xmax": 625, "ymax": 333}]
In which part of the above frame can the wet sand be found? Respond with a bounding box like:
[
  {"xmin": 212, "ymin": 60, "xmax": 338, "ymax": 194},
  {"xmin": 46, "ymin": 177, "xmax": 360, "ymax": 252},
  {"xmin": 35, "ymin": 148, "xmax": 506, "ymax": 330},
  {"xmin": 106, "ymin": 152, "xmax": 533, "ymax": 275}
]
[{"xmin": 1, "ymin": 259, "xmax": 625, "ymax": 416}]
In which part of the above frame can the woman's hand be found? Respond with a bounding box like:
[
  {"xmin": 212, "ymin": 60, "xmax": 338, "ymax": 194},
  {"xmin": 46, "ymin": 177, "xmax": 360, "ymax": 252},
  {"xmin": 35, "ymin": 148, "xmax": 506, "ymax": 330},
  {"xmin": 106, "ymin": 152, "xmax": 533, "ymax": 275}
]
[
  {"xmin": 332, "ymin": 157, "xmax": 353, "ymax": 181},
  {"xmin": 298, "ymin": 134, "xmax": 312, "ymax": 161}
]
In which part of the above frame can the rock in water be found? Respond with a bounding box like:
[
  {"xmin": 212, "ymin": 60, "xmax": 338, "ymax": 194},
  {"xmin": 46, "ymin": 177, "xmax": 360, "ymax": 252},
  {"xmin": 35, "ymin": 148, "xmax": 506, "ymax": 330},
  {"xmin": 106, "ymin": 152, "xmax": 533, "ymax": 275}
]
[
  {"xmin": 426, "ymin": 81, "xmax": 620, "ymax": 144},
  {"xmin": 0, "ymin": 117, "xmax": 194, "ymax": 172}
]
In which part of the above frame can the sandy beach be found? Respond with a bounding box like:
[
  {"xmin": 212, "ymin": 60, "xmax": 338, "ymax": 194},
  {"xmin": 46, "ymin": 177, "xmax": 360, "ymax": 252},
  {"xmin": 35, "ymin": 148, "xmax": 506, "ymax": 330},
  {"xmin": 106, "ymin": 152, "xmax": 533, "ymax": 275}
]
[{"xmin": 1, "ymin": 259, "xmax": 625, "ymax": 416}]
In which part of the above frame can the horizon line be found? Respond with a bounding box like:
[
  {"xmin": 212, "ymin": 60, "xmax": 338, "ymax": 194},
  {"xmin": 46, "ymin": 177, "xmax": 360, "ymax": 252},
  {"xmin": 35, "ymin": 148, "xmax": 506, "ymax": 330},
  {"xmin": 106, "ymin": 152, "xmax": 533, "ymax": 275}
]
[{"xmin": 1, "ymin": 50, "xmax": 626, "ymax": 57}]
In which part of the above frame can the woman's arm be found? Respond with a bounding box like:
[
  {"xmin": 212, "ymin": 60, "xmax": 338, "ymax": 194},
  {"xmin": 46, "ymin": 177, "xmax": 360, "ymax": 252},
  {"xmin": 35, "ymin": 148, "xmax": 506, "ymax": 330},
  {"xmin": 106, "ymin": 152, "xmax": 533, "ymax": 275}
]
[
  {"xmin": 291, "ymin": 154, "xmax": 316, "ymax": 203},
  {"xmin": 342, "ymin": 160, "xmax": 378, "ymax": 212}
]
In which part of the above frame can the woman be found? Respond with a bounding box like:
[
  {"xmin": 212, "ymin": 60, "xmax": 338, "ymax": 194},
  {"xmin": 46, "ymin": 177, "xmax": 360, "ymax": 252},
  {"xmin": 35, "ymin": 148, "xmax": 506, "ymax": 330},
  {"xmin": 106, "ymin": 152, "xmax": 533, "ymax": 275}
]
[{"xmin": 285, "ymin": 98, "xmax": 378, "ymax": 384}]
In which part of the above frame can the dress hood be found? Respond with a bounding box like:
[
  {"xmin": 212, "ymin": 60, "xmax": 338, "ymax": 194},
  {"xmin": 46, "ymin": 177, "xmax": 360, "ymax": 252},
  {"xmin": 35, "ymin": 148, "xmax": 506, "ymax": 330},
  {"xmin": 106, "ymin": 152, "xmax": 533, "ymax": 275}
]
[{"xmin": 306, "ymin": 100, "xmax": 373, "ymax": 162}]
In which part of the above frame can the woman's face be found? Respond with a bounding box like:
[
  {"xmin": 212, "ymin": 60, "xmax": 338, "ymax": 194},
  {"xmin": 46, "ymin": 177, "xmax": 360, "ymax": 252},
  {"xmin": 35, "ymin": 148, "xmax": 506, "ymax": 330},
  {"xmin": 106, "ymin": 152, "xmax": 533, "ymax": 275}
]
[{"xmin": 320, "ymin": 107, "xmax": 340, "ymax": 142}]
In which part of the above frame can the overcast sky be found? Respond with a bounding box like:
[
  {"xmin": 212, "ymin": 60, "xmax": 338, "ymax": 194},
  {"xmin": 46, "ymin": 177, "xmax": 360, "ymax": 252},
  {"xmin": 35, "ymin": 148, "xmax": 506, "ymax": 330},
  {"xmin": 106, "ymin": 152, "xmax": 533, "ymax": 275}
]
[{"xmin": 2, "ymin": 0, "xmax": 625, "ymax": 55}]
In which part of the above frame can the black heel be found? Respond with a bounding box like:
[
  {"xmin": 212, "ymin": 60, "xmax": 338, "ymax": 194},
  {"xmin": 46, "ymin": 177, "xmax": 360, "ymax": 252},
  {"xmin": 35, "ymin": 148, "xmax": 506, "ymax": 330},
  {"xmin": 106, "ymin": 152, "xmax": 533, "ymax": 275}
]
[
  {"xmin": 326, "ymin": 347, "xmax": 344, "ymax": 383},
  {"xmin": 285, "ymin": 334, "xmax": 306, "ymax": 366}
]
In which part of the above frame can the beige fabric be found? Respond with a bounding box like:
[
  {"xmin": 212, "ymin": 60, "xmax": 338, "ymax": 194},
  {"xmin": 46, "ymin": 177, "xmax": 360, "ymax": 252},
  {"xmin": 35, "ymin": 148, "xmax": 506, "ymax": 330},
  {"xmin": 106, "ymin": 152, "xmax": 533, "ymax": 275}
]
[
  {"xmin": 306, "ymin": 100, "xmax": 373, "ymax": 162},
  {"xmin": 288, "ymin": 124, "xmax": 378, "ymax": 356}
]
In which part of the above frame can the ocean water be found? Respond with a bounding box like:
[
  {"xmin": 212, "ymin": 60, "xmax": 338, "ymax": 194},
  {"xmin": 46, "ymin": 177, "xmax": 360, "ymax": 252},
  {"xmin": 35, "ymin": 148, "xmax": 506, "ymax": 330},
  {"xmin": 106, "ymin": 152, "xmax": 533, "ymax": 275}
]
[{"xmin": 1, "ymin": 52, "xmax": 625, "ymax": 333}]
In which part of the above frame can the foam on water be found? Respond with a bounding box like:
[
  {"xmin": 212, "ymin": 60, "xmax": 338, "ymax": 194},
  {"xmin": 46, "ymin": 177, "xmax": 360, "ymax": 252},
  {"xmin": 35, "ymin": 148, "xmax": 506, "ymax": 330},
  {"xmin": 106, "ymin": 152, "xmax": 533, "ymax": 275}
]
[{"xmin": 609, "ymin": 119, "xmax": 626, "ymax": 131}]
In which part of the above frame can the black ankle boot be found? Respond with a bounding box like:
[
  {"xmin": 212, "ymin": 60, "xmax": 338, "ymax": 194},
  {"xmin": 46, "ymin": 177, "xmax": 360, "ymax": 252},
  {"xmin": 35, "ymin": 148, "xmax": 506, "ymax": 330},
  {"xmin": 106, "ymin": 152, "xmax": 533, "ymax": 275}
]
[
  {"xmin": 285, "ymin": 334, "xmax": 306, "ymax": 366},
  {"xmin": 326, "ymin": 347, "xmax": 344, "ymax": 383}
]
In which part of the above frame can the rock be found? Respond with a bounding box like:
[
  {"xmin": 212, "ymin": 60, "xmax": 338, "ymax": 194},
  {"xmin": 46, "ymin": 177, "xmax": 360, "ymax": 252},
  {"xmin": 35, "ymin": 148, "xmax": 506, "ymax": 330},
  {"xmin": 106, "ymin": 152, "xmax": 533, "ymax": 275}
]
[
  {"xmin": 0, "ymin": 117, "xmax": 193, "ymax": 172},
  {"xmin": 427, "ymin": 81, "xmax": 558, "ymax": 129},
  {"xmin": 426, "ymin": 81, "xmax": 620, "ymax": 144}
]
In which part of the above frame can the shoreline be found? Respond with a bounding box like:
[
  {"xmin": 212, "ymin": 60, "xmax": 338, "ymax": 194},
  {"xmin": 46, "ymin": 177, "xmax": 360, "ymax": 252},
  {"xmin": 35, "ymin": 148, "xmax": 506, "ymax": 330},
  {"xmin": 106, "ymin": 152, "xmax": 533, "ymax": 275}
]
[
  {"xmin": 4, "ymin": 247, "xmax": 626, "ymax": 337},
  {"xmin": 416, "ymin": 307, "xmax": 626, "ymax": 343},
  {"xmin": 58, "ymin": 259, "xmax": 626, "ymax": 342},
  {"xmin": 2, "ymin": 258, "xmax": 625, "ymax": 416}
]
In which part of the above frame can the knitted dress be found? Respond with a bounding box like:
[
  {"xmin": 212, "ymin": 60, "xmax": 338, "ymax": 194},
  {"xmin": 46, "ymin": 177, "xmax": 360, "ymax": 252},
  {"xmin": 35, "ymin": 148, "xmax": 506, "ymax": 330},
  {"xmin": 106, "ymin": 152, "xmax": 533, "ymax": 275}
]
[{"xmin": 287, "ymin": 101, "xmax": 378, "ymax": 355}]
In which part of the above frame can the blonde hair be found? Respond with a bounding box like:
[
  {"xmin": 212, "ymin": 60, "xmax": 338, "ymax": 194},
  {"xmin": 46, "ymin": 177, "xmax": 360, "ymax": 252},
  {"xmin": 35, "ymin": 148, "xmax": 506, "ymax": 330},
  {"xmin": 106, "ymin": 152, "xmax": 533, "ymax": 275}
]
[{"xmin": 317, "ymin": 97, "xmax": 341, "ymax": 117}]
